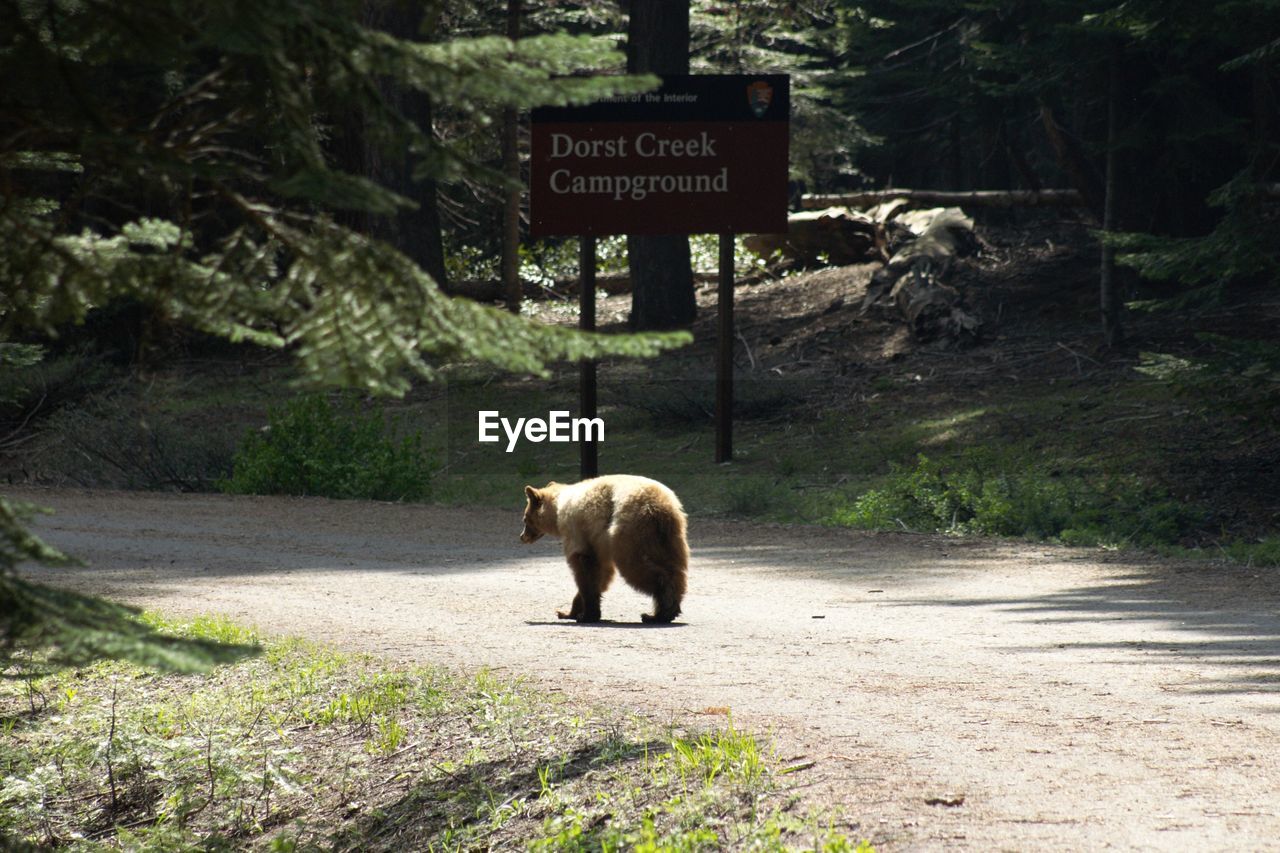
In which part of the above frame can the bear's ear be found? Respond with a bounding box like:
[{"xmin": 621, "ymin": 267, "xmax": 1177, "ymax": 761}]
[{"xmin": 524, "ymin": 485, "xmax": 540, "ymax": 504}]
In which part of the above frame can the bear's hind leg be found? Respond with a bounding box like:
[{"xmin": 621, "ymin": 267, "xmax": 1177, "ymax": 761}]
[
  {"xmin": 561, "ymin": 552, "xmax": 605, "ymax": 623},
  {"xmin": 640, "ymin": 564, "xmax": 686, "ymax": 624},
  {"xmin": 556, "ymin": 592, "xmax": 583, "ymax": 621},
  {"xmin": 641, "ymin": 582, "xmax": 682, "ymax": 624}
]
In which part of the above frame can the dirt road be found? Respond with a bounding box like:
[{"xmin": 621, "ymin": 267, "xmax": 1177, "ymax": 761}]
[{"xmin": 15, "ymin": 487, "xmax": 1280, "ymax": 850}]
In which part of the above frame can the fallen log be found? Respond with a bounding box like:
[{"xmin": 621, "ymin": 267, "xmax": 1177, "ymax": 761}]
[
  {"xmin": 891, "ymin": 266, "xmax": 982, "ymax": 344},
  {"xmin": 800, "ymin": 188, "xmax": 1083, "ymax": 211},
  {"xmin": 861, "ymin": 208, "xmax": 982, "ymax": 347},
  {"xmin": 743, "ymin": 206, "xmax": 882, "ymax": 266}
]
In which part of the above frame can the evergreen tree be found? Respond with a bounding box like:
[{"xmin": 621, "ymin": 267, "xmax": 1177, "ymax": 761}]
[
  {"xmin": 691, "ymin": 1, "xmax": 868, "ymax": 192},
  {"xmin": 834, "ymin": 0, "xmax": 1278, "ymax": 226},
  {"xmin": 833, "ymin": 0, "xmax": 1279, "ymax": 340},
  {"xmin": 0, "ymin": 0, "xmax": 680, "ymax": 391},
  {"xmin": 0, "ymin": 0, "xmax": 682, "ymax": 672}
]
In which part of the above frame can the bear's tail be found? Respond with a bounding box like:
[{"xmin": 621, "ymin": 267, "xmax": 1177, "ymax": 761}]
[
  {"xmin": 649, "ymin": 509, "xmax": 690, "ymax": 575},
  {"xmin": 631, "ymin": 487, "xmax": 688, "ymax": 573}
]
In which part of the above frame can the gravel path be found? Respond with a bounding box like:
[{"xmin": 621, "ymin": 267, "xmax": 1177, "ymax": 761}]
[{"xmin": 15, "ymin": 487, "xmax": 1280, "ymax": 850}]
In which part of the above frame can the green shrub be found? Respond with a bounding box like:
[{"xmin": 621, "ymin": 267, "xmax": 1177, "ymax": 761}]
[
  {"xmin": 830, "ymin": 451, "xmax": 1203, "ymax": 547},
  {"xmin": 221, "ymin": 394, "xmax": 437, "ymax": 501}
]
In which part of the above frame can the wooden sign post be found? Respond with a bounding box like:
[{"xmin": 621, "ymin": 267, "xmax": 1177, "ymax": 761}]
[
  {"xmin": 579, "ymin": 236, "xmax": 598, "ymax": 479},
  {"xmin": 530, "ymin": 75, "xmax": 789, "ymax": 471},
  {"xmin": 716, "ymin": 233, "xmax": 735, "ymax": 463}
]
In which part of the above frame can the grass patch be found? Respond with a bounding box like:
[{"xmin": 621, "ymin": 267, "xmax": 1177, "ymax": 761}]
[
  {"xmin": 418, "ymin": 370, "xmax": 1261, "ymax": 556},
  {"xmin": 1, "ymin": 613, "xmax": 872, "ymax": 851},
  {"xmin": 1163, "ymin": 536, "xmax": 1280, "ymax": 568},
  {"xmin": 666, "ymin": 717, "xmax": 766, "ymax": 788},
  {"xmin": 1219, "ymin": 537, "xmax": 1280, "ymax": 567},
  {"xmin": 826, "ymin": 450, "xmax": 1204, "ymax": 547}
]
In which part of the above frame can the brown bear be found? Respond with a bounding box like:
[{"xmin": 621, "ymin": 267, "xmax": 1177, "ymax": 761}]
[{"xmin": 520, "ymin": 474, "xmax": 689, "ymax": 624}]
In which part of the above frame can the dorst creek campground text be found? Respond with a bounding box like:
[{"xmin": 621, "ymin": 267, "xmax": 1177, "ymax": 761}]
[
  {"xmin": 544, "ymin": 130, "xmax": 728, "ymax": 202},
  {"xmin": 478, "ymin": 410, "xmax": 604, "ymax": 453}
]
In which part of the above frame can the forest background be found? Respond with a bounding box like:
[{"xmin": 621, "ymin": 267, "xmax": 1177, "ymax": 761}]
[
  {"xmin": 2, "ymin": 2, "xmax": 1279, "ymax": 848},
  {"xmin": 2, "ymin": 0, "xmax": 1279, "ymax": 671}
]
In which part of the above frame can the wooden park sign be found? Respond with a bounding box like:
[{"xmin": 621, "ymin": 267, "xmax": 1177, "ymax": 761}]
[
  {"xmin": 530, "ymin": 75, "xmax": 790, "ymax": 473},
  {"xmin": 531, "ymin": 74, "xmax": 789, "ymax": 237}
]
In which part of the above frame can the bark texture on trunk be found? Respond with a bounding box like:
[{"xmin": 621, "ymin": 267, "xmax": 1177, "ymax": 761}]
[
  {"xmin": 500, "ymin": 0, "xmax": 522, "ymax": 311},
  {"xmin": 334, "ymin": 1, "xmax": 448, "ymax": 290},
  {"xmin": 1100, "ymin": 43, "xmax": 1123, "ymax": 348},
  {"xmin": 625, "ymin": 0, "xmax": 695, "ymax": 330}
]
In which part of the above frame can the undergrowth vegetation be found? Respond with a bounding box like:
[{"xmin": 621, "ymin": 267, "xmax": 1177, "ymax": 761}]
[
  {"xmin": 39, "ymin": 390, "xmax": 240, "ymax": 492},
  {"xmin": 424, "ymin": 369, "xmax": 1277, "ymax": 563},
  {"xmin": 1, "ymin": 352, "xmax": 273, "ymax": 491},
  {"xmin": 446, "ymin": 235, "xmax": 769, "ymax": 290},
  {"xmin": 829, "ymin": 451, "xmax": 1204, "ymax": 548},
  {"xmin": 220, "ymin": 394, "xmax": 438, "ymax": 502},
  {"xmin": 5, "ymin": 353, "xmax": 1276, "ymax": 565},
  {"xmin": 1136, "ymin": 333, "xmax": 1280, "ymax": 427},
  {"xmin": 0, "ymin": 614, "xmax": 871, "ymax": 851},
  {"xmin": 4, "ymin": 292, "xmax": 1277, "ymax": 567}
]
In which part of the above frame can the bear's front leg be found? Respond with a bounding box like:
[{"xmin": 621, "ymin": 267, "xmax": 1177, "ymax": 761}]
[{"xmin": 564, "ymin": 552, "xmax": 603, "ymax": 623}]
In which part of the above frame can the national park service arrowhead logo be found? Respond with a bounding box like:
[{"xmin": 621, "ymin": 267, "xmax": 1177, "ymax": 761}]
[{"xmin": 746, "ymin": 80, "xmax": 773, "ymax": 118}]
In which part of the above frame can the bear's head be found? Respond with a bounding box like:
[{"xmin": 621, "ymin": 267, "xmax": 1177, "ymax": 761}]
[{"xmin": 520, "ymin": 483, "xmax": 561, "ymax": 543}]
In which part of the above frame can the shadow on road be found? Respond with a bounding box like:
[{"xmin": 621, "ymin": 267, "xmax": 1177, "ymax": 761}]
[
  {"xmin": 523, "ymin": 620, "xmax": 687, "ymax": 629},
  {"xmin": 891, "ymin": 561, "xmax": 1280, "ymax": 701}
]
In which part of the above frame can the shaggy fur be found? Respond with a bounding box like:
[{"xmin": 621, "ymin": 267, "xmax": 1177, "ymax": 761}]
[{"xmin": 521, "ymin": 475, "xmax": 689, "ymax": 624}]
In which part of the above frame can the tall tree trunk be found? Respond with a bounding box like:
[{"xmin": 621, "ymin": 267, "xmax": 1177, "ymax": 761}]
[
  {"xmin": 1039, "ymin": 101, "xmax": 1105, "ymax": 221},
  {"xmin": 335, "ymin": 1, "xmax": 449, "ymax": 291},
  {"xmin": 500, "ymin": 0, "xmax": 522, "ymax": 312},
  {"xmin": 392, "ymin": 90, "xmax": 449, "ymax": 291},
  {"xmin": 1100, "ymin": 42, "xmax": 1123, "ymax": 348},
  {"xmin": 1001, "ymin": 120, "xmax": 1043, "ymax": 191},
  {"xmin": 1251, "ymin": 55, "xmax": 1275, "ymax": 178},
  {"xmin": 948, "ymin": 117, "xmax": 963, "ymax": 190},
  {"xmin": 625, "ymin": 0, "xmax": 696, "ymax": 330}
]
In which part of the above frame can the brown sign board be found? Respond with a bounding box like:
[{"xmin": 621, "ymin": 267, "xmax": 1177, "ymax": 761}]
[{"xmin": 530, "ymin": 74, "xmax": 789, "ymax": 237}]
